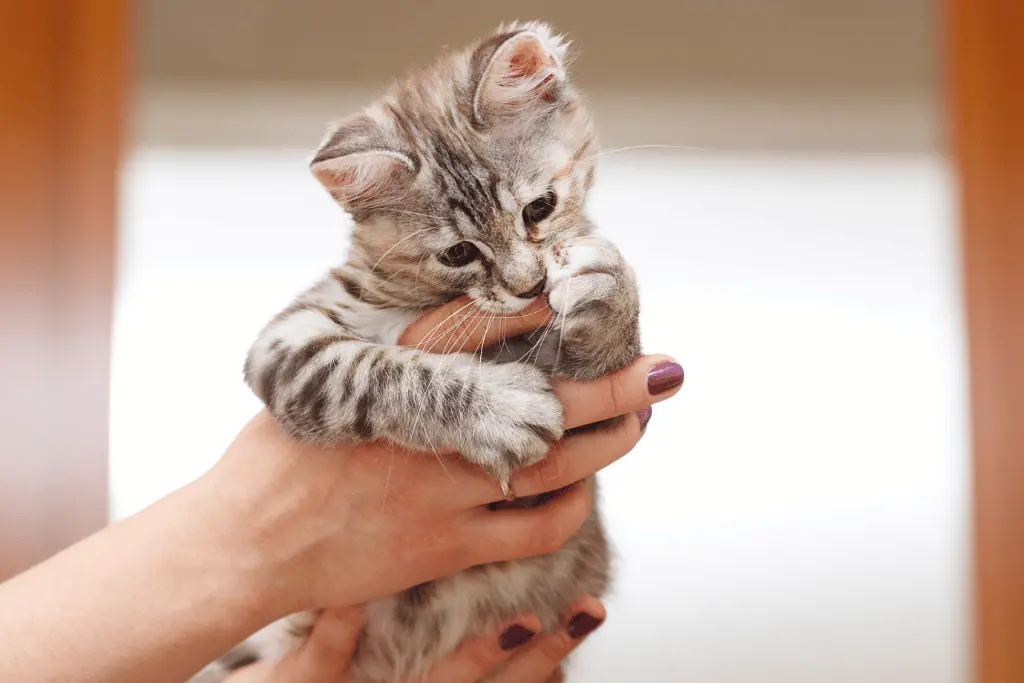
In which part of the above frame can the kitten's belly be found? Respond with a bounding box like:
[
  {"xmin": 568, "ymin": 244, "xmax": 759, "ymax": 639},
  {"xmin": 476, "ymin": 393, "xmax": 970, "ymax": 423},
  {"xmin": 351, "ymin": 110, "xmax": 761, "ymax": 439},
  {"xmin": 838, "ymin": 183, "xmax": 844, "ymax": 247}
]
[{"xmin": 349, "ymin": 505, "xmax": 609, "ymax": 683}]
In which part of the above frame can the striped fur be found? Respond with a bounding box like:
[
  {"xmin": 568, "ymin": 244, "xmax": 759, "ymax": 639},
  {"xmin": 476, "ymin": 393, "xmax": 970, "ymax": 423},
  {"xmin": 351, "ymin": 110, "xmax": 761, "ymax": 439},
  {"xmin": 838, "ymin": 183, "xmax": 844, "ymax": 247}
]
[{"xmin": 192, "ymin": 21, "xmax": 640, "ymax": 683}]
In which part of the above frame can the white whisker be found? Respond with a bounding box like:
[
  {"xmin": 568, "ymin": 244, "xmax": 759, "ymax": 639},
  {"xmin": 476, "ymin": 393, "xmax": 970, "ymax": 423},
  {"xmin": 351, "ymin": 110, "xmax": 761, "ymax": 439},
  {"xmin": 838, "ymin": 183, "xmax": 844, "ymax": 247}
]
[
  {"xmin": 368, "ymin": 227, "xmax": 436, "ymax": 276},
  {"xmin": 590, "ymin": 143, "xmax": 714, "ymax": 158}
]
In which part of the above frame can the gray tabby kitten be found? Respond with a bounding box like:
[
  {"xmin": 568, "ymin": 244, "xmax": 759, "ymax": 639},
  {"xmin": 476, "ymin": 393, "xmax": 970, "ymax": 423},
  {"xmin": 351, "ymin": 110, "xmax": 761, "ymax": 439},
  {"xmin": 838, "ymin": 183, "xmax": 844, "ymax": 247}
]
[{"xmin": 193, "ymin": 21, "xmax": 640, "ymax": 683}]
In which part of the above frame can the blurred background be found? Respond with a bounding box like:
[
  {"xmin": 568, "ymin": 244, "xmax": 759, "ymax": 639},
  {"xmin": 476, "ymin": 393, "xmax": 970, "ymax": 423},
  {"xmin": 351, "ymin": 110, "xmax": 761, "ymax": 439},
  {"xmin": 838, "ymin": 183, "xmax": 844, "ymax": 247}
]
[
  {"xmin": 108, "ymin": 2, "xmax": 969, "ymax": 683},
  {"xmin": 15, "ymin": 1, "xmax": 1024, "ymax": 682}
]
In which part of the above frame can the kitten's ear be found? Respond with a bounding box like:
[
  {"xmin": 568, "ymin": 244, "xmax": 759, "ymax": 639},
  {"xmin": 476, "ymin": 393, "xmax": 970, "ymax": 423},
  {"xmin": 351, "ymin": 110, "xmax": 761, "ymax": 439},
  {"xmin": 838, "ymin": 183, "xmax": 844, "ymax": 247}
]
[
  {"xmin": 471, "ymin": 22, "xmax": 568, "ymax": 126},
  {"xmin": 310, "ymin": 114, "xmax": 417, "ymax": 211}
]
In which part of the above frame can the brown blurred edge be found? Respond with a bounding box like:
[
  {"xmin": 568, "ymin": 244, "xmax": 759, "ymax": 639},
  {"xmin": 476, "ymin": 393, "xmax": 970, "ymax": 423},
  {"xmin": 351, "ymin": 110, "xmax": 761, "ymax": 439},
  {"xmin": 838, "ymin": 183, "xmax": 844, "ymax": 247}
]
[
  {"xmin": 949, "ymin": 0, "xmax": 1024, "ymax": 680},
  {"xmin": 0, "ymin": 0, "xmax": 127, "ymax": 579}
]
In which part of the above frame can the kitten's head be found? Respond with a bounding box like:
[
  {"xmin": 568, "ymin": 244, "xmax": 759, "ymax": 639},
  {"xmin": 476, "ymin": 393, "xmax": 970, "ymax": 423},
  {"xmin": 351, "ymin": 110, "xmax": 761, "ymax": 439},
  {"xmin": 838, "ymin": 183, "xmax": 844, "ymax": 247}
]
[{"xmin": 311, "ymin": 22, "xmax": 597, "ymax": 312}]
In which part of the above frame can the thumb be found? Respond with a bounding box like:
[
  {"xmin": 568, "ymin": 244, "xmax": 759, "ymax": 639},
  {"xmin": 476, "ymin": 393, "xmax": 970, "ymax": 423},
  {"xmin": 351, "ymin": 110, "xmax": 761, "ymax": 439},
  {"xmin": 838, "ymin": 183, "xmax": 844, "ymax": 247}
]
[{"xmin": 292, "ymin": 606, "xmax": 366, "ymax": 683}]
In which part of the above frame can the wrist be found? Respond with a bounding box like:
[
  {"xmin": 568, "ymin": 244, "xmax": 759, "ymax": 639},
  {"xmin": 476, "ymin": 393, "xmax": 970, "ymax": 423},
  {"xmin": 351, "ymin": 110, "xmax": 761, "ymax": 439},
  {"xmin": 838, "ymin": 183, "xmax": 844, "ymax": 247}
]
[
  {"xmin": 172, "ymin": 474, "xmax": 293, "ymax": 627},
  {"xmin": 199, "ymin": 412, "xmax": 353, "ymax": 617}
]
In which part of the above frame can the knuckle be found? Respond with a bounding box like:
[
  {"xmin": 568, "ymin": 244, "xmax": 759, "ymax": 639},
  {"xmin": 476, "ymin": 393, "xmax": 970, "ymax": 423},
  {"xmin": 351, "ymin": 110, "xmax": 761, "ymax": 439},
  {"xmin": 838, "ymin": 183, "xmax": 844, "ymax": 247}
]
[
  {"xmin": 532, "ymin": 499, "xmax": 585, "ymax": 555},
  {"xmin": 606, "ymin": 372, "xmax": 630, "ymax": 416},
  {"xmin": 305, "ymin": 631, "xmax": 354, "ymax": 667},
  {"xmin": 616, "ymin": 411, "xmax": 643, "ymax": 443},
  {"xmin": 485, "ymin": 517, "xmax": 549, "ymax": 562},
  {"xmin": 534, "ymin": 449, "xmax": 570, "ymax": 487},
  {"xmin": 452, "ymin": 525, "xmax": 489, "ymax": 570},
  {"xmin": 523, "ymin": 522, "xmax": 561, "ymax": 557},
  {"xmin": 534, "ymin": 524, "xmax": 568, "ymax": 556},
  {"xmin": 537, "ymin": 632, "xmax": 575, "ymax": 663},
  {"xmin": 463, "ymin": 641, "xmax": 503, "ymax": 676}
]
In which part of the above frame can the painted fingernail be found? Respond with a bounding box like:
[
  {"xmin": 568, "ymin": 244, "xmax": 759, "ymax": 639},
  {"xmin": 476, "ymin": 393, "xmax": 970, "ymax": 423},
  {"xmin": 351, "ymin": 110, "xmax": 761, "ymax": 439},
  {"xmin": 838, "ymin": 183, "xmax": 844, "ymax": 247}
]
[
  {"xmin": 567, "ymin": 612, "xmax": 604, "ymax": 639},
  {"xmin": 499, "ymin": 624, "xmax": 537, "ymax": 650},
  {"xmin": 638, "ymin": 406, "xmax": 653, "ymax": 430},
  {"xmin": 647, "ymin": 361, "xmax": 684, "ymax": 395}
]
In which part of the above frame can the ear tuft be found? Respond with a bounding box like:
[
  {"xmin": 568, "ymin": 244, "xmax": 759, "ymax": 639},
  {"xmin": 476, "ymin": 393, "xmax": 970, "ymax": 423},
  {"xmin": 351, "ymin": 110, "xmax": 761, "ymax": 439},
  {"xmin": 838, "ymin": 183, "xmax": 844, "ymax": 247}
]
[
  {"xmin": 472, "ymin": 22, "xmax": 569, "ymax": 126},
  {"xmin": 309, "ymin": 115, "xmax": 416, "ymax": 212}
]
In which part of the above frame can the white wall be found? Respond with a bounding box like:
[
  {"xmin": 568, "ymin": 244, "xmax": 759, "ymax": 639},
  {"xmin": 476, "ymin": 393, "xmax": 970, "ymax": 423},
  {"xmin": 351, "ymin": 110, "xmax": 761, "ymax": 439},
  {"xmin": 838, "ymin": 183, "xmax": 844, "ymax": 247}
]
[{"xmin": 112, "ymin": 142, "xmax": 967, "ymax": 683}]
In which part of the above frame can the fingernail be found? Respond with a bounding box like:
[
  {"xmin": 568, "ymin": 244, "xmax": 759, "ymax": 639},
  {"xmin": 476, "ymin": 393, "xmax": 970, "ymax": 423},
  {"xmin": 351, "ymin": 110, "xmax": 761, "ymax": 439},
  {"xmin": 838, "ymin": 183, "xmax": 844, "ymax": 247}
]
[
  {"xmin": 647, "ymin": 361, "xmax": 684, "ymax": 395},
  {"xmin": 499, "ymin": 623, "xmax": 537, "ymax": 650},
  {"xmin": 638, "ymin": 406, "xmax": 653, "ymax": 430},
  {"xmin": 567, "ymin": 612, "xmax": 604, "ymax": 639}
]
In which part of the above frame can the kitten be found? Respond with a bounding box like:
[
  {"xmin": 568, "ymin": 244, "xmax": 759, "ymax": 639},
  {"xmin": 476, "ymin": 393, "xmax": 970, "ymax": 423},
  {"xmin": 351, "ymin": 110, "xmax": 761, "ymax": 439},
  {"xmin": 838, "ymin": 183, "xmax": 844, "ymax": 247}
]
[{"xmin": 192, "ymin": 21, "xmax": 641, "ymax": 683}]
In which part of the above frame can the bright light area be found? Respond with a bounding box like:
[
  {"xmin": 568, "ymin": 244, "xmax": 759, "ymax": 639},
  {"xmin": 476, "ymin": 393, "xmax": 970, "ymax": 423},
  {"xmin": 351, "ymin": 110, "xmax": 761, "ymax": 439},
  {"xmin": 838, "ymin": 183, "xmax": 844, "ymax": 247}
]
[{"xmin": 112, "ymin": 148, "xmax": 967, "ymax": 683}]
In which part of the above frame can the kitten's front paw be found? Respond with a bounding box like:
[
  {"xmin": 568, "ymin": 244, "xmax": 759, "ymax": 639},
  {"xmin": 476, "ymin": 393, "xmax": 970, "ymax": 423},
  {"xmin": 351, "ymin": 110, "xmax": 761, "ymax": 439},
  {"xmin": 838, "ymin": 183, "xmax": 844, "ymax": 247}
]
[
  {"xmin": 462, "ymin": 362, "xmax": 564, "ymax": 482},
  {"xmin": 545, "ymin": 236, "xmax": 641, "ymax": 380},
  {"xmin": 547, "ymin": 236, "xmax": 627, "ymax": 318}
]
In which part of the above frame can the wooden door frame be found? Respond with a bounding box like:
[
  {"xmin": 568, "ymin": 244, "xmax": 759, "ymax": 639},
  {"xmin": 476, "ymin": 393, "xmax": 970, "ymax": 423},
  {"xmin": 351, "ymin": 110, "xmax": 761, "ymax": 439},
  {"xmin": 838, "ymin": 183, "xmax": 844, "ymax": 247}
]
[
  {"xmin": 0, "ymin": 0, "xmax": 126, "ymax": 578},
  {"xmin": 949, "ymin": 0, "xmax": 1024, "ymax": 680}
]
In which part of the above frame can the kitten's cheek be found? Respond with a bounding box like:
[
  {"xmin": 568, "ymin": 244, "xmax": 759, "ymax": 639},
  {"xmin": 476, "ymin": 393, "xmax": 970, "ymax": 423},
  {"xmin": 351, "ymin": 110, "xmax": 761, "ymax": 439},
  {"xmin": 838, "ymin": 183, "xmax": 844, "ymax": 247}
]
[{"xmin": 464, "ymin": 286, "xmax": 493, "ymax": 311}]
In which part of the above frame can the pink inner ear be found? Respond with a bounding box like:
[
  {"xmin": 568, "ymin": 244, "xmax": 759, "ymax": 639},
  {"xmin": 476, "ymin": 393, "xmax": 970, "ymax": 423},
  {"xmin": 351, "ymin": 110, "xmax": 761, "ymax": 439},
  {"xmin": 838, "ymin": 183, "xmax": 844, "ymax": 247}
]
[
  {"xmin": 508, "ymin": 38, "xmax": 554, "ymax": 79},
  {"xmin": 503, "ymin": 37, "xmax": 559, "ymax": 102},
  {"xmin": 313, "ymin": 165, "xmax": 355, "ymax": 191}
]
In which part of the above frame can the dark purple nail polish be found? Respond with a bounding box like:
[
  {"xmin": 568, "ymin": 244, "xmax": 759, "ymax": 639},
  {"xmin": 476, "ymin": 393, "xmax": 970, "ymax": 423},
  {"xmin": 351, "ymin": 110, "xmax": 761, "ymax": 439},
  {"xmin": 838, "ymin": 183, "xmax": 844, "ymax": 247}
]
[
  {"xmin": 499, "ymin": 624, "xmax": 537, "ymax": 650},
  {"xmin": 638, "ymin": 406, "xmax": 653, "ymax": 430},
  {"xmin": 567, "ymin": 612, "xmax": 603, "ymax": 639},
  {"xmin": 647, "ymin": 362, "xmax": 684, "ymax": 395}
]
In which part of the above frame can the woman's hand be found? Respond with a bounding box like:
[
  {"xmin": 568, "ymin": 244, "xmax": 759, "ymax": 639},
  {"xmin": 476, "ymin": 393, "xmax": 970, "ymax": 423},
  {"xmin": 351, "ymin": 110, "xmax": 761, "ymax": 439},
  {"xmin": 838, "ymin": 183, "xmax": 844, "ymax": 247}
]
[
  {"xmin": 0, "ymin": 296, "xmax": 679, "ymax": 683},
  {"xmin": 205, "ymin": 296, "xmax": 683, "ymax": 618},
  {"xmin": 224, "ymin": 596, "xmax": 605, "ymax": 683}
]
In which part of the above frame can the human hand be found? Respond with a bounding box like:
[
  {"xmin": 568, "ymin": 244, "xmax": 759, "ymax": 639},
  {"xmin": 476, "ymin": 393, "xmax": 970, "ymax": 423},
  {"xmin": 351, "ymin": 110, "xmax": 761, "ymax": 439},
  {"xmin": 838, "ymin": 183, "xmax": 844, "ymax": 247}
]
[
  {"xmin": 203, "ymin": 296, "xmax": 682, "ymax": 619},
  {"xmin": 223, "ymin": 596, "xmax": 605, "ymax": 683}
]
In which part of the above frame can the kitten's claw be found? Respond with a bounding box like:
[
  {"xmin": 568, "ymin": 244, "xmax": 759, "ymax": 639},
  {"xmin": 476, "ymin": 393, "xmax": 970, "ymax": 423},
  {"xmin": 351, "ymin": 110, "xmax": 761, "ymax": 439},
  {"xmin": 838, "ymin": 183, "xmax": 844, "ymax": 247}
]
[{"xmin": 500, "ymin": 479, "xmax": 515, "ymax": 500}]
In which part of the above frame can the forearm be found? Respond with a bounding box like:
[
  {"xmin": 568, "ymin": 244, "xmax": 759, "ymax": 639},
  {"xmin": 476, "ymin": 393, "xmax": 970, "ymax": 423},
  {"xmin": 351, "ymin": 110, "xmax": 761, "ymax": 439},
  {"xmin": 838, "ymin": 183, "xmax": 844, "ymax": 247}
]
[{"xmin": 0, "ymin": 476, "xmax": 282, "ymax": 683}]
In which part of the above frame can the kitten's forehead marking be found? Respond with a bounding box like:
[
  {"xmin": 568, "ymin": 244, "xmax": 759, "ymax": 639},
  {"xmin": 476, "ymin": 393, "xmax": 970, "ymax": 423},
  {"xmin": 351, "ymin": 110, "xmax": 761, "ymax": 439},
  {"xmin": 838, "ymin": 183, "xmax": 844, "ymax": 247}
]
[
  {"xmin": 497, "ymin": 187, "xmax": 518, "ymax": 213},
  {"xmin": 508, "ymin": 142, "xmax": 575, "ymax": 205},
  {"xmin": 515, "ymin": 179, "xmax": 551, "ymax": 206},
  {"xmin": 438, "ymin": 222, "xmax": 464, "ymax": 243}
]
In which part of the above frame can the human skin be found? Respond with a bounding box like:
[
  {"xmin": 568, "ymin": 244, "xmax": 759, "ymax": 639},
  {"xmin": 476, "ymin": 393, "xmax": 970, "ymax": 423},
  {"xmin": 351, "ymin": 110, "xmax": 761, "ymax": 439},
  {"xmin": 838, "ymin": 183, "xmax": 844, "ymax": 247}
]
[
  {"xmin": 0, "ymin": 297, "xmax": 682, "ymax": 683},
  {"xmin": 224, "ymin": 596, "xmax": 607, "ymax": 683}
]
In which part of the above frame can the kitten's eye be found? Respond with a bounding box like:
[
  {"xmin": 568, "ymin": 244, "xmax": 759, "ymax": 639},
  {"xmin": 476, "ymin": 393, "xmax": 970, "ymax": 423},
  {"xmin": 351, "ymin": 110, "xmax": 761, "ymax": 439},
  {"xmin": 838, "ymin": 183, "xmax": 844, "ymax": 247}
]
[
  {"xmin": 437, "ymin": 241, "xmax": 481, "ymax": 267},
  {"xmin": 522, "ymin": 190, "xmax": 557, "ymax": 226}
]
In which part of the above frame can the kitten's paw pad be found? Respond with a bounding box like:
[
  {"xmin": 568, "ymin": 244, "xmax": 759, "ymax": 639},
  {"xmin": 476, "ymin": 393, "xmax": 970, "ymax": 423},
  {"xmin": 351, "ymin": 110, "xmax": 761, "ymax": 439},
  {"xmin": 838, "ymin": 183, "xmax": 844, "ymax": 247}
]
[{"xmin": 546, "ymin": 237, "xmax": 625, "ymax": 318}]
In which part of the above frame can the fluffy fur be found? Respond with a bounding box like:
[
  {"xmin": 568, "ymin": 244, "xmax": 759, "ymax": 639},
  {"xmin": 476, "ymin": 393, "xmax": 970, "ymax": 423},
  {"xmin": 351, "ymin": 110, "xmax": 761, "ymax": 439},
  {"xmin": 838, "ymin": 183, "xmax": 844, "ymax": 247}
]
[{"xmin": 192, "ymin": 21, "xmax": 641, "ymax": 683}]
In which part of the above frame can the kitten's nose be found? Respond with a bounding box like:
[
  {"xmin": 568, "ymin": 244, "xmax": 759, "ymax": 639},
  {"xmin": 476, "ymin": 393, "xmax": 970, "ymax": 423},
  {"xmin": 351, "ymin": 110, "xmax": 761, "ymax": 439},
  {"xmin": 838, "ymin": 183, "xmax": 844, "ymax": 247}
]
[{"xmin": 514, "ymin": 276, "xmax": 547, "ymax": 300}]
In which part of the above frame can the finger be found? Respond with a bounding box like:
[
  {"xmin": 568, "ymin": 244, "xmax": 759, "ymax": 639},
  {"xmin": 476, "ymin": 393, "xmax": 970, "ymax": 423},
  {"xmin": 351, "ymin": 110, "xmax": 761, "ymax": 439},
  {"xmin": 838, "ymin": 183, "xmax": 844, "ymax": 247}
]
[
  {"xmin": 556, "ymin": 355, "xmax": 684, "ymax": 430},
  {"xmin": 507, "ymin": 409, "xmax": 647, "ymax": 500},
  {"xmin": 462, "ymin": 481, "xmax": 592, "ymax": 566},
  {"xmin": 488, "ymin": 597, "xmax": 606, "ymax": 683},
  {"xmin": 289, "ymin": 606, "xmax": 365, "ymax": 683},
  {"xmin": 221, "ymin": 659, "xmax": 275, "ymax": 683},
  {"xmin": 421, "ymin": 614, "xmax": 543, "ymax": 683},
  {"xmin": 398, "ymin": 295, "xmax": 553, "ymax": 353},
  {"xmin": 459, "ymin": 409, "xmax": 647, "ymax": 505}
]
